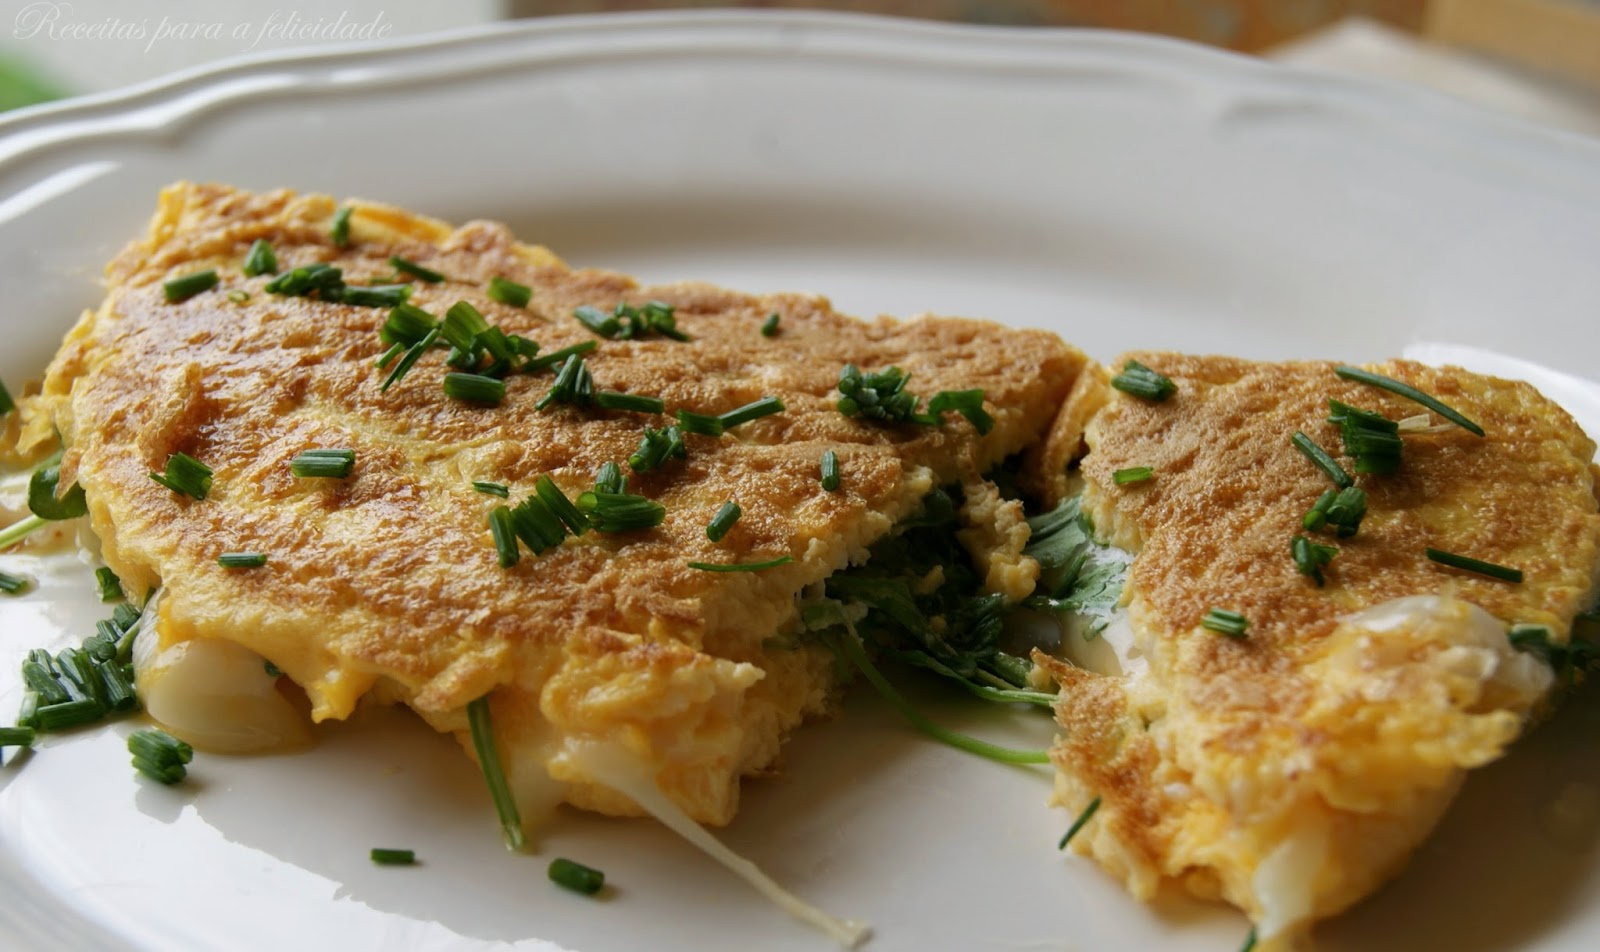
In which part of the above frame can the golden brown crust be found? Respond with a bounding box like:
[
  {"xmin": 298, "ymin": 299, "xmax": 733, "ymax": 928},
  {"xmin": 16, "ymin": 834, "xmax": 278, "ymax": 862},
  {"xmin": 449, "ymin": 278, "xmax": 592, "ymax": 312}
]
[
  {"xmin": 1032, "ymin": 352, "xmax": 1600, "ymax": 940},
  {"xmin": 37, "ymin": 182, "xmax": 1083, "ymax": 824}
]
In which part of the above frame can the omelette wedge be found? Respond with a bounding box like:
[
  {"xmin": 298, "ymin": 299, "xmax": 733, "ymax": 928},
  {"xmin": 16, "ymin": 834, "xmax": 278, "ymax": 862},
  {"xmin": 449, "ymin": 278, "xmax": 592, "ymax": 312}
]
[
  {"xmin": 1024, "ymin": 353, "xmax": 1600, "ymax": 946},
  {"xmin": 18, "ymin": 182, "xmax": 1083, "ymax": 840}
]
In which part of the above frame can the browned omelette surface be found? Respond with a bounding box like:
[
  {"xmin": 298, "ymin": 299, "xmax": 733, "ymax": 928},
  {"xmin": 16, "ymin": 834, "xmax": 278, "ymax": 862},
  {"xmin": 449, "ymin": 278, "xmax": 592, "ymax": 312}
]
[
  {"xmin": 25, "ymin": 182, "xmax": 1083, "ymax": 824},
  {"xmin": 1027, "ymin": 353, "xmax": 1600, "ymax": 942}
]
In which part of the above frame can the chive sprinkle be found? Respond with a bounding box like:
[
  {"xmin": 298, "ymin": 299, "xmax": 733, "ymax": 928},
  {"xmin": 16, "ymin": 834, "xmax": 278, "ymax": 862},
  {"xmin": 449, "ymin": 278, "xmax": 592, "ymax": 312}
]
[
  {"xmin": 1058, "ymin": 796, "xmax": 1100, "ymax": 849},
  {"xmin": 927, "ymin": 389, "xmax": 995, "ymax": 434},
  {"xmin": 371, "ymin": 848, "xmax": 417, "ymax": 866},
  {"xmin": 1302, "ymin": 488, "xmax": 1337, "ymax": 531},
  {"xmin": 128, "ymin": 728, "xmax": 193, "ymax": 784},
  {"xmin": 1335, "ymin": 365, "xmax": 1485, "ymax": 437},
  {"xmin": 594, "ymin": 461, "xmax": 627, "ymax": 495},
  {"xmin": 1328, "ymin": 400, "xmax": 1402, "ymax": 475},
  {"xmin": 573, "ymin": 305, "xmax": 621, "ymax": 338},
  {"xmin": 474, "ymin": 480, "xmax": 510, "ymax": 498},
  {"xmin": 330, "ymin": 206, "xmax": 353, "ymax": 247},
  {"xmin": 628, "ymin": 426, "xmax": 687, "ymax": 473},
  {"xmin": 548, "ymin": 857, "xmax": 605, "ymax": 895},
  {"xmin": 1291, "ymin": 535, "xmax": 1338, "ymax": 587},
  {"xmin": 706, "ymin": 502, "xmax": 742, "ymax": 542},
  {"xmin": 1321, "ymin": 486, "xmax": 1368, "ymax": 538},
  {"xmin": 242, "ymin": 239, "xmax": 278, "ymax": 277},
  {"xmin": 820, "ymin": 449, "xmax": 840, "ymax": 491},
  {"xmin": 227, "ymin": 290, "xmax": 251, "ymax": 304},
  {"xmin": 576, "ymin": 491, "xmax": 666, "ymax": 532},
  {"xmin": 389, "ymin": 256, "xmax": 445, "ymax": 283},
  {"xmin": 687, "ymin": 555, "xmax": 793, "ymax": 572},
  {"xmin": 340, "ymin": 284, "xmax": 412, "ymax": 308},
  {"xmin": 534, "ymin": 475, "xmax": 589, "ymax": 536},
  {"xmin": 264, "ymin": 660, "xmax": 282, "ymax": 678},
  {"xmin": 0, "ymin": 571, "xmax": 30, "ymax": 595},
  {"xmin": 265, "ymin": 262, "xmax": 344, "ymax": 299},
  {"xmin": 290, "ymin": 448, "xmax": 356, "ymax": 479},
  {"xmin": 149, "ymin": 452, "xmax": 214, "ymax": 500},
  {"xmin": 1110, "ymin": 360, "xmax": 1176, "ymax": 402},
  {"xmin": 163, "ymin": 269, "xmax": 218, "ymax": 303},
  {"xmin": 95, "ymin": 566, "xmax": 124, "ymax": 602},
  {"xmin": 525, "ymin": 340, "xmax": 597, "ymax": 372},
  {"xmin": 1426, "ymin": 548, "xmax": 1523, "ymax": 583},
  {"xmin": 36, "ymin": 698, "xmax": 104, "ymax": 731},
  {"xmin": 675, "ymin": 409, "xmax": 725, "ymax": 437},
  {"xmin": 535, "ymin": 354, "xmax": 594, "ymax": 411},
  {"xmin": 1290, "ymin": 431, "xmax": 1352, "ymax": 489},
  {"xmin": 1201, "ymin": 608, "xmax": 1249, "ymax": 638},
  {"xmin": 487, "ymin": 276, "xmax": 532, "ymax": 308},
  {"xmin": 760, "ymin": 312, "xmax": 781, "ymax": 337},
  {"xmin": 443, "ymin": 372, "xmax": 506, "ymax": 406},
  {"xmin": 594, "ymin": 391, "xmax": 666, "ymax": 414},
  {"xmin": 1240, "ymin": 927, "xmax": 1258, "ymax": 952},
  {"xmin": 467, "ymin": 696, "xmax": 524, "ymax": 850},
  {"xmin": 218, "ymin": 552, "xmax": 268, "ymax": 568},
  {"xmin": 488, "ymin": 506, "xmax": 520, "ymax": 568},
  {"xmin": 0, "ymin": 377, "xmax": 13, "ymax": 415},
  {"xmin": 380, "ymin": 303, "xmax": 438, "ymax": 346},
  {"xmin": 0, "ymin": 726, "xmax": 35, "ymax": 748},
  {"xmin": 1112, "ymin": 466, "xmax": 1154, "ymax": 486},
  {"xmin": 719, "ymin": 396, "xmax": 785, "ymax": 429},
  {"xmin": 380, "ymin": 326, "xmax": 441, "ymax": 391}
]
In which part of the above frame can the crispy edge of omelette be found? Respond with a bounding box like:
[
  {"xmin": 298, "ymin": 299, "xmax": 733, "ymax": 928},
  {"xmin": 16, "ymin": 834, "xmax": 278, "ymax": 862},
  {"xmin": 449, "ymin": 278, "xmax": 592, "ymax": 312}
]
[
  {"xmin": 18, "ymin": 181, "xmax": 1085, "ymax": 829},
  {"xmin": 1022, "ymin": 353, "xmax": 1600, "ymax": 945}
]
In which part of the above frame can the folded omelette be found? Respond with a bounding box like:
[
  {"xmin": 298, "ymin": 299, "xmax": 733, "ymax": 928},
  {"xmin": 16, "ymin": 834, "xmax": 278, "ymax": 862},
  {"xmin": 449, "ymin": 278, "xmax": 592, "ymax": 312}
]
[
  {"xmin": 1024, "ymin": 353, "xmax": 1600, "ymax": 947},
  {"xmin": 18, "ymin": 182, "xmax": 1081, "ymax": 836}
]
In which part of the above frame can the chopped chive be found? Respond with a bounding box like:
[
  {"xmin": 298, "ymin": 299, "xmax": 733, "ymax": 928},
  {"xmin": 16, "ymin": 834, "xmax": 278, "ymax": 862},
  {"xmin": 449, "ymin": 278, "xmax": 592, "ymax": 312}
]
[
  {"xmin": 21, "ymin": 659, "xmax": 70, "ymax": 705},
  {"xmin": 487, "ymin": 276, "xmax": 532, "ymax": 308},
  {"xmin": 1112, "ymin": 466, "xmax": 1154, "ymax": 486},
  {"xmin": 594, "ymin": 391, "xmax": 666, "ymax": 414},
  {"xmin": 1321, "ymin": 486, "xmax": 1368, "ymax": 538},
  {"xmin": 112, "ymin": 601, "xmax": 141, "ymax": 635},
  {"xmin": 928, "ymin": 389, "xmax": 995, "ymax": 434},
  {"xmin": 534, "ymin": 475, "xmax": 589, "ymax": 536},
  {"xmin": 389, "ymin": 256, "xmax": 445, "ymax": 283},
  {"xmin": 0, "ymin": 570, "xmax": 30, "ymax": 595},
  {"xmin": 371, "ymin": 848, "xmax": 417, "ymax": 866},
  {"xmin": 474, "ymin": 480, "xmax": 510, "ymax": 498},
  {"xmin": 16, "ymin": 690, "xmax": 40, "ymax": 730},
  {"xmin": 163, "ymin": 269, "xmax": 218, "ymax": 303},
  {"xmin": 489, "ymin": 506, "xmax": 520, "ymax": 568},
  {"xmin": 28, "ymin": 452, "xmax": 87, "ymax": 520},
  {"xmin": 1328, "ymin": 400, "xmax": 1403, "ymax": 475},
  {"xmin": 264, "ymin": 262, "xmax": 344, "ymax": 298},
  {"xmin": 1290, "ymin": 431, "xmax": 1352, "ymax": 489},
  {"xmin": 443, "ymin": 372, "xmax": 506, "ymax": 406},
  {"xmin": 0, "ymin": 377, "xmax": 13, "ymax": 416},
  {"xmin": 687, "ymin": 555, "xmax": 793, "ymax": 572},
  {"xmin": 340, "ymin": 284, "xmax": 412, "ymax": 308},
  {"xmin": 549, "ymin": 857, "xmax": 605, "ymax": 895},
  {"xmin": 628, "ymin": 426, "xmax": 687, "ymax": 473},
  {"xmin": 820, "ymin": 450, "xmax": 840, "ymax": 492},
  {"xmin": 35, "ymin": 698, "xmax": 104, "ymax": 731},
  {"xmin": 594, "ymin": 461, "xmax": 627, "ymax": 495},
  {"xmin": 0, "ymin": 726, "xmax": 35, "ymax": 748},
  {"xmin": 128, "ymin": 728, "xmax": 192, "ymax": 783},
  {"xmin": 573, "ymin": 304, "xmax": 621, "ymax": 338},
  {"xmin": 1291, "ymin": 535, "xmax": 1338, "ymax": 587},
  {"xmin": 1240, "ymin": 927, "xmax": 1258, "ymax": 952},
  {"xmin": 526, "ymin": 340, "xmax": 597, "ymax": 372},
  {"xmin": 264, "ymin": 660, "xmax": 282, "ymax": 678},
  {"xmin": 1110, "ymin": 360, "xmax": 1176, "ymax": 402},
  {"xmin": 1302, "ymin": 488, "xmax": 1337, "ymax": 531},
  {"xmin": 2, "ymin": 514, "xmax": 59, "ymax": 549},
  {"xmin": 226, "ymin": 289, "xmax": 251, "ymax": 304},
  {"xmin": 1335, "ymin": 365, "xmax": 1484, "ymax": 437},
  {"xmin": 95, "ymin": 566, "xmax": 124, "ymax": 602},
  {"xmin": 675, "ymin": 409, "xmax": 725, "ymax": 437},
  {"xmin": 1058, "ymin": 796, "xmax": 1101, "ymax": 849},
  {"xmin": 242, "ymin": 239, "xmax": 278, "ymax": 277},
  {"xmin": 1426, "ymin": 548, "xmax": 1523, "ymax": 583},
  {"xmin": 380, "ymin": 326, "xmax": 441, "ymax": 392},
  {"xmin": 719, "ymin": 396, "xmax": 785, "ymax": 429},
  {"xmin": 149, "ymin": 452, "xmax": 214, "ymax": 501},
  {"xmin": 535, "ymin": 354, "xmax": 595, "ymax": 411},
  {"xmin": 381, "ymin": 304, "xmax": 438, "ymax": 346},
  {"xmin": 706, "ymin": 501, "xmax": 741, "ymax": 542},
  {"xmin": 1508, "ymin": 623, "xmax": 1552, "ymax": 647},
  {"xmin": 576, "ymin": 491, "xmax": 666, "ymax": 532},
  {"xmin": 374, "ymin": 342, "xmax": 406, "ymax": 369},
  {"xmin": 760, "ymin": 312, "xmax": 781, "ymax": 337},
  {"xmin": 218, "ymin": 552, "xmax": 268, "ymax": 568},
  {"xmin": 330, "ymin": 206, "xmax": 353, "ymax": 247},
  {"xmin": 97, "ymin": 661, "xmax": 138, "ymax": 712},
  {"xmin": 507, "ymin": 496, "xmax": 569, "ymax": 553},
  {"xmin": 290, "ymin": 448, "xmax": 356, "ymax": 478},
  {"xmin": 1201, "ymin": 608, "xmax": 1249, "ymax": 638},
  {"xmin": 467, "ymin": 696, "xmax": 524, "ymax": 851}
]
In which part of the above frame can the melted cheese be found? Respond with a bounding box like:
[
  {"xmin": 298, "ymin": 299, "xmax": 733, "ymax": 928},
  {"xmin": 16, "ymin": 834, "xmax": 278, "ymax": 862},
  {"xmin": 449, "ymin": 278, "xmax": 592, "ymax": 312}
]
[{"xmin": 565, "ymin": 739, "xmax": 871, "ymax": 949}]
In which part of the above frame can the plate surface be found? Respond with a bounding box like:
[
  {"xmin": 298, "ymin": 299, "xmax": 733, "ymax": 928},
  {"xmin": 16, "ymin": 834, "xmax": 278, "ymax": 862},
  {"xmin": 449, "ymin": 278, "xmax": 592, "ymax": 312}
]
[{"xmin": 3, "ymin": 12, "xmax": 1600, "ymax": 952}]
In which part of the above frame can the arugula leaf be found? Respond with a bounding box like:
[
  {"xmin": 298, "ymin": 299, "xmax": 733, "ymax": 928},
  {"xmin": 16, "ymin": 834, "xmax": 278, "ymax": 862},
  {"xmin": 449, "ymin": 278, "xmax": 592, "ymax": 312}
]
[{"xmin": 1022, "ymin": 495, "xmax": 1128, "ymax": 623}]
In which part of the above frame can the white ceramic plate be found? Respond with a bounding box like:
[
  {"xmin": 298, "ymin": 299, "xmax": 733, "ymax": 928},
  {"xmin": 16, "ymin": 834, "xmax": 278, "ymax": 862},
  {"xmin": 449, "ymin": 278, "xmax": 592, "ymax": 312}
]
[{"xmin": 3, "ymin": 12, "xmax": 1600, "ymax": 952}]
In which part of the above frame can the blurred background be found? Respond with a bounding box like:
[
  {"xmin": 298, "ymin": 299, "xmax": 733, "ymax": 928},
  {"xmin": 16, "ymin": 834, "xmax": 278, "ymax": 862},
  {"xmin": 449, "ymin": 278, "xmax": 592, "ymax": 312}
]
[{"xmin": 2, "ymin": 0, "xmax": 1597, "ymax": 135}]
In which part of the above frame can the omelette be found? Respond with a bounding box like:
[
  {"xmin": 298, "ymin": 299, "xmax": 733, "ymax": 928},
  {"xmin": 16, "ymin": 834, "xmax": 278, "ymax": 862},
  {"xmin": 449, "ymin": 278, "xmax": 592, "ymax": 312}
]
[
  {"xmin": 11, "ymin": 183, "xmax": 1082, "ymax": 855},
  {"xmin": 1023, "ymin": 353, "xmax": 1600, "ymax": 947}
]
